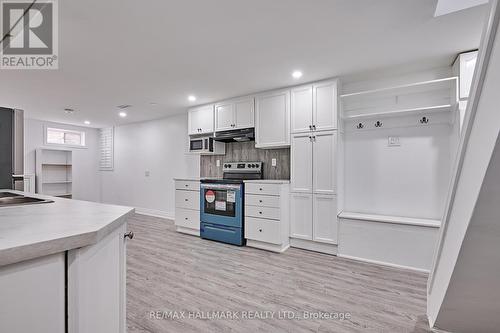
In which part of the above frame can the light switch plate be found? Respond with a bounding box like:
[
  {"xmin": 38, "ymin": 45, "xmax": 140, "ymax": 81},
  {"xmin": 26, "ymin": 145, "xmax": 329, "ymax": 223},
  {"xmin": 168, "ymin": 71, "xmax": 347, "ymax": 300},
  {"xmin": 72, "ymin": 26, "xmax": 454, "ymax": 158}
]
[
  {"xmin": 145, "ymin": 170, "xmax": 150, "ymax": 177},
  {"xmin": 388, "ymin": 136, "xmax": 400, "ymax": 147},
  {"xmin": 216, "ymin": 160, "xmax": 220, "ymax": 167},
  {"xmin": 271, "ymin": 158, "xmax": 277, "ymax": 167}
]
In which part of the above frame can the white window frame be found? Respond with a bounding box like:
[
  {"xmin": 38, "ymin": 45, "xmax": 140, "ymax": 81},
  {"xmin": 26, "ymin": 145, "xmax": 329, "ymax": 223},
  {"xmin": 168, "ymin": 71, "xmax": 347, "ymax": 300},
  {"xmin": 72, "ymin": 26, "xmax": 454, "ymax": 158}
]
[
  {"xmin": 44, "ymin": 126, "xmax": 87, "ymax": 148},
  {"xmin": 99, "ymin": 127, "xmax": 114, "ymax": 171}
]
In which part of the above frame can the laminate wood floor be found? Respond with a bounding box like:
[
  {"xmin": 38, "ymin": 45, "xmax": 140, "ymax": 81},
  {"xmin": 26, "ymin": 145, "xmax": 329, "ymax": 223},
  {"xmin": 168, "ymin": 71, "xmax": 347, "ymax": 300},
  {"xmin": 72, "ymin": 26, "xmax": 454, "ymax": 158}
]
[{"xmin": 126, "ymin": 213, "xmax": 432, "ymax": 333}]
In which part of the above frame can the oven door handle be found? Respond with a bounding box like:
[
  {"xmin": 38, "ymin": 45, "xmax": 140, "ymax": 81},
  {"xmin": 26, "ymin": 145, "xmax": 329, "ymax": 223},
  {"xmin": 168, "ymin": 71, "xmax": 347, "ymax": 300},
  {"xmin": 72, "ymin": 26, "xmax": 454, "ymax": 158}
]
[{"xmin": 200, "ymin": 183, "xmax": 241, "ymax": 190}]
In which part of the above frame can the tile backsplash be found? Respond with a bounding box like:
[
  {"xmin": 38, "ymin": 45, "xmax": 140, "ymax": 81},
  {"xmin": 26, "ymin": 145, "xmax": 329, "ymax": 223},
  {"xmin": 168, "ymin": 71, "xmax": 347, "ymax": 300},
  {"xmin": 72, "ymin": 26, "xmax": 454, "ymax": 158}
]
[{"xmin": 200, "ymin": 141, "xmax": 290, "ymax": 179}]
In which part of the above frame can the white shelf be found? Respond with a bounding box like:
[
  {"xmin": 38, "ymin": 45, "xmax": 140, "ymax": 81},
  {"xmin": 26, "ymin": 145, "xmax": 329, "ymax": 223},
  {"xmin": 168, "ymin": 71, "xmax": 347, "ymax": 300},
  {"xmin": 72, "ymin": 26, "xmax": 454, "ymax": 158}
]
[
  {"xmin": 43, "ymin": 181, "xmax": 73, "ymax": 184},
  {"xmin": 340, "ymin": 77, "xmax": 458, "ymax": 98},
  {"xmin": 343, "ymin": 104, "xmax": 454, "ymax": 120},
  {"xmin": 338, "ymin": 211, "xmax": 441, "ymax": 228}
]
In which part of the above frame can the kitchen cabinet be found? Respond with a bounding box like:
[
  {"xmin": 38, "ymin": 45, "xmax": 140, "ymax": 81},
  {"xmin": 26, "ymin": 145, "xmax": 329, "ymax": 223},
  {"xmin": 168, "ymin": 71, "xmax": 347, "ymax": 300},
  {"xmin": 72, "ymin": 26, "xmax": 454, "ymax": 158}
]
[
  {"xmin": 255, "ymin": 89, "xmax": 290, "ymax": 148},
  {"xmin": 244, "ymin": 181, "xmax": 290, "ymax": 252},
  {"xmin": 174, "ymin": 179, "xmax": 200, "ymax": 236},
  {"xmin": 188, "ymin": 104, "xmax": 214, "ymax": 135},
  {"xmin": 313, "ymin": 194, "xmax": 338, "ymax": 244},
  {"xmin": 291, "ymin": 130, "xmax": 336, "ymax": 194},
  {"xmin": 290, "ymin": 193, "xmax": 313, "ymax": 240},
  {"xmin": 68, "ymin": 222, "xmax": 128, "ymax": 333},
  {"xmin": 291, "ymin": 79, "xmax": 338, "ymax": 133},
  {"xmin": 215, "ymin": 97, "xmax": 254, "ymax": 132}
]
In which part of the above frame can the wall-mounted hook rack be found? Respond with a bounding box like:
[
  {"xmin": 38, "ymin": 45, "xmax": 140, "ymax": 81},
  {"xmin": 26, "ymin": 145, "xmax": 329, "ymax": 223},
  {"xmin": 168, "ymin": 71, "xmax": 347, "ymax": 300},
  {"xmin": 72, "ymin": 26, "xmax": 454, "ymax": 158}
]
[
  {"xmin": 374, "ymin": 120, "xmax": 383, "ymax": 128},
  {"xmin": 420, "ymin": 116, "xmax": 429, "ymax": 124},
  {"xmin": 356, "ymin": 123, "xmax": 364, "ymax": 129}
]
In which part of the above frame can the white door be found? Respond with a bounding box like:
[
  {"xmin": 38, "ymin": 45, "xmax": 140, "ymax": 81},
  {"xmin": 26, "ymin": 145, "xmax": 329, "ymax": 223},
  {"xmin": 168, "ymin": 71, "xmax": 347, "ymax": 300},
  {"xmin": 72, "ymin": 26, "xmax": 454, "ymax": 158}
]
[
  {"xmin": 68, "ymin": 223, "xmax": 127, "ymax": 333},
  {"xmin": 313, "ymin": 80, "xmax": 337, "ymax": 131},
  {"xmin": 215, "ymin": 102, "xmax": 234, "ymax": 132},
  {"xmin": 290, "ymin": 192, "xmax": 313, "ymax": 240},
  {"xmin": 188, "ymin": 105, "xmax": 214, "ymax": 135},
  {"xmin": 312, "ymin": 130, "xmax": 337, "ymax": 195},
  {"xmin": 291, "ymin": 85, "xmax": 313, "ymax": 133},
  {"xmin": 255, "ymin": 90, "xmax": 290, "ymax": 148},
  {"xmin": 234, "ymin": 98, "xmax": 254, "ymax": 129},
  {"xmin": 313, "ymin": 194, "xmax": 338, "ymax": 244},
  {"xmin": 291, "ymin": 133, "xmax": 313, "ymax": 193}
]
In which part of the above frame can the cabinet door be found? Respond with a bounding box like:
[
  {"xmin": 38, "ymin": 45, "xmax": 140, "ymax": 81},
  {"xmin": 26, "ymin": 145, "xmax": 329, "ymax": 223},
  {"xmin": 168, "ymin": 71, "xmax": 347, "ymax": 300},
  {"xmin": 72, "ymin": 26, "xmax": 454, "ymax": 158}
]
[
  {"xmin": 68, "ymin": 222, "xmax": 127, "ymax": 333},
  {"xmin": 255, "ymin": 90, "xmax": 290, "ymax": 148},
  {"xmin": 313, "ymin": 80, "xmax": 337, "ymax": 131},
  {"xmin": 291, "ymin": 85, "xmax": 313, "ymax": 133},
  {"xmin": 291, "ymin": 133, "xmax": 313, "ymax": 193},
  {"xmin": 188, "ymin": 105, "xmax": 214, "ymax": 135},
  {"xmin": 234, "ymin": 98, "xmax": 254, "ymax": 129},
  {"xmin": 290, "ymin": 192, "xmax": 313, "ymax": 240},
  {"xmin": 313, "ymin": 194, "xmax": 338, "ymax": 244},
  {"xmin": 215, "ymin": 102, "xmax": 235, "ymax": 132},
  {"xmin": 312, "ymin": 130, "xmax": 337, "ymax": 195}
]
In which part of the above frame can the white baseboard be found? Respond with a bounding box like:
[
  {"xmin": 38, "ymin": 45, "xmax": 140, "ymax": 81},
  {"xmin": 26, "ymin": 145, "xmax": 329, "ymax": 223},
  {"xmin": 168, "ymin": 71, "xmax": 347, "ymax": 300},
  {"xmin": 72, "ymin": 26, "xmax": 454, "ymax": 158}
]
[
  {"xmin": 246, "ymin": 240, "xmax": 290, "ymax": 253},
  {"xmin": 290, "ymin": 238, "xmax": 338, "ymax": 255},
  {"xmin": 176, "ymin": 226, "xmax": 200, "ymax": 236},
  {"xmin": 337, "ymin": 253, "xmax": 430, "ymax": 273},
  {"xmin": 134, "ymin": 207, "xmax": 174, "ymax": 220}
]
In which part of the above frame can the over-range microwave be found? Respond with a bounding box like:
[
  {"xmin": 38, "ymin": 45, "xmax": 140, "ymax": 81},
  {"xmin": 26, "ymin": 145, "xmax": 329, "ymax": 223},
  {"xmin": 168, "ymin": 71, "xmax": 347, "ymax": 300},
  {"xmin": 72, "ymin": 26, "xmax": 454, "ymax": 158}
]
[{"xmin": 189, "ymin": 135, "xmax": 225, "ymax": 154}]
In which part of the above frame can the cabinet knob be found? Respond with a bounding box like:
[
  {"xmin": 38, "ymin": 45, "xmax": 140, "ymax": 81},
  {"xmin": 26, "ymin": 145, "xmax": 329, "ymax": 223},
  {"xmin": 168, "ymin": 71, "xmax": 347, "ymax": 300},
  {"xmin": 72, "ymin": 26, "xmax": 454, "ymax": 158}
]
[
  {"xmin": 185, "ymin": 198, "xmax": 188, "ymax": 201},
  {"xmin": 259, "ymin": 200, "xmax": 263, "ymax": 203},
  {"xmin": 185, "ymin": 184, "xmax": 189, "ymax": 187},
  {"xmin": 185, "ymin": 217, "xmax": 188, "ymax": 220},
  {"xmin": 312, "ymin": 125, "xmax": 316, "ymax": 130},
  {"xmin": 259, "ymin": 211, "xmax": 262, "ymax": 214},
  {"xmin": 259, "ymin": 188, "xmax": 263, "ymax": 191},
  {"xmin": 124, "ymin": 231, "xmax": 134, "ymax": 240},
  {"xmin": 309, "ymin": 125, "xmax": 312, "ymax": 130},
  {"xmin": 259, "ymin": 229, "xmax": 262, "ymax": 232}
]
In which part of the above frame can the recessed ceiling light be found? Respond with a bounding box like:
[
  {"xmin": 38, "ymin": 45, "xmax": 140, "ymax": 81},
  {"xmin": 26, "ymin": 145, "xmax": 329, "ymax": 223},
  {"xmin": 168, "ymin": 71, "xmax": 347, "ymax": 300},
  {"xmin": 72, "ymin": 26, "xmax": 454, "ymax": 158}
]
[
  {"xmin": 292, "ymin": 70, "xmax": 303, "ymax": 79},
  {"xmin": 119, "ymin": 111, "xmax": 127, "ymax": 118},
  {"xmin": 150, "ymin": 102, "xmax": 158, "ymax": 106},
  {"xmin": 84, "ymin": 120, "xmax": 91, "ymax": 125},
  {"xmin": 188, "ymin": 95, "xmax": 196, "ymax": 102}
]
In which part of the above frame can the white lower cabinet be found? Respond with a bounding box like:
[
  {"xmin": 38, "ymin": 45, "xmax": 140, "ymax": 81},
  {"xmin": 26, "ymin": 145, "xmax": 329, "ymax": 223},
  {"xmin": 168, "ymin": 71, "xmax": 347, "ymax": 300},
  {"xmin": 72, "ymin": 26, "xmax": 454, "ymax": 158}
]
[
  {"xmin": 68, "ymin": 222, "xmax": 128, "ymax": 333},
  {"xmin": 244, "ymin": 181, "xmax": 289, "ymax": 252},
  {"xmin": 174, "ymin": 179, "xmax": 200, "ymax": 236},
  {"xmin": 290, "ymin": 192, "xmax": 339, "ymax": 254}
]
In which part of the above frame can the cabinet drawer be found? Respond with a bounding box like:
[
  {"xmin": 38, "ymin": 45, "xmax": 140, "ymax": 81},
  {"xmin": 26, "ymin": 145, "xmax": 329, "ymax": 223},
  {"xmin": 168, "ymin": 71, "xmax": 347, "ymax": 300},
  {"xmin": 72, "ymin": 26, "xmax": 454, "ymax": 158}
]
[
  {"xmin": 245, "ymin": 194, "xmax": 280, "ymax": 208},
  {"xmin": 245, "ymin": 205, "xmax": 280, "ymax": 220},
  {"xmin": 175, "ymin": 190, "xmax": 200, "ymax": 210},
  {"xmin": 175, "ymin": 208, "xmax": 200, "ymax": 230},
  {"xmin": 245, "ymin": 217, "xmax": 281, "ymax": 244},
  {"xmin": 175, "ymin": 180, "xmax": 200, "ymax": 191},
  {"xmin": 245, "ymin": 183, "xmax": 280, "ymax": 196}
]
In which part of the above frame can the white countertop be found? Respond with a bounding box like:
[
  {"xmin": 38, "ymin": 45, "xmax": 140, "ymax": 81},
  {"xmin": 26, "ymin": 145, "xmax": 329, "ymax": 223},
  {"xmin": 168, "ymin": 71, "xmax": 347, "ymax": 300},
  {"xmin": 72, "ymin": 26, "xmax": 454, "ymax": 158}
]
[
  {"xmin": 0, "ymin": 190, "xmax": 134, "ymax": 267},
  {"xmin": 244, "ymin": 179, "xmax": 290, "ymax": 184}
]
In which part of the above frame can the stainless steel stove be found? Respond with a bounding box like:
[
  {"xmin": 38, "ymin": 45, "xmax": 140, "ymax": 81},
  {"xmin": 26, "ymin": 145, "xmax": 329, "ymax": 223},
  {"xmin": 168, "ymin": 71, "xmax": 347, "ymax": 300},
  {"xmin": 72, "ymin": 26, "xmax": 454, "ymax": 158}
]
[{"xmin": 200, "ymin": 162, "xmax": 263, "ymax": 245}]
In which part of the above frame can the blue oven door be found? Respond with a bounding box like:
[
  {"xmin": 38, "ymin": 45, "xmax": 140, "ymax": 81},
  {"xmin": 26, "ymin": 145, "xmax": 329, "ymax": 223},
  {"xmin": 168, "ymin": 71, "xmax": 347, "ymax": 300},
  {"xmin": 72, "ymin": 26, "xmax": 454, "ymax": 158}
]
[{"xmin": 200, "ymin": 183, "xmax": 242, "ymax": 228}]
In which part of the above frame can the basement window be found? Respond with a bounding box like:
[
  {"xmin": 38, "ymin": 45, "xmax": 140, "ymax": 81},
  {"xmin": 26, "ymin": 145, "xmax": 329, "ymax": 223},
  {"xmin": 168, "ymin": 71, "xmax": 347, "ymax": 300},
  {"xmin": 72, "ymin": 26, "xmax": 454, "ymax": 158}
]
[{"xmin": 45, "ymin": 127, "xmax": 86, "ymax": 147}]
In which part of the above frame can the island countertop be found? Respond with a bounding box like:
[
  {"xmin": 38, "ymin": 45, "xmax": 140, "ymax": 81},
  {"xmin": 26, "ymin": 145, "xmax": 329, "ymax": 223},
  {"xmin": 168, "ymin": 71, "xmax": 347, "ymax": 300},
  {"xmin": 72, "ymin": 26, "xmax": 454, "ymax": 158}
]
[{"xmin": 0, "ymin": 190, "xmax": 134, "ymax": 267}]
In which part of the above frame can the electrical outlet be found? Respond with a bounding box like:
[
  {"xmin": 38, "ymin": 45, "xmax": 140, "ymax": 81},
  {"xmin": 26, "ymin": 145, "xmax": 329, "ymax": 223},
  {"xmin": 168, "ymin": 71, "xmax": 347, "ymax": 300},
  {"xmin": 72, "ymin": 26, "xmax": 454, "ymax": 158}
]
[
  {"xmin": 145, "ymin": 170, "xmax": 150, "ymax": 177},
  {"xmin": 271, "ymin": 158, "xmax": 277, "ymax": 167},
  {"xmin": 216, "ymin": 160, "xmax": 220, "ymax": 167},
  {"xmin": 388, "ymin": 136, "xmax": 400, "ymax": 147}
]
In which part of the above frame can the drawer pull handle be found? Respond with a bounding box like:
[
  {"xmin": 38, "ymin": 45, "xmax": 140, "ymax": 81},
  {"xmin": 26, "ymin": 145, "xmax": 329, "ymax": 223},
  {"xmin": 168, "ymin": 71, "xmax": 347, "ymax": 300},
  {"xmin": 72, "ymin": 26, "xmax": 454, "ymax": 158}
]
[{"xmin": 259, "ymin": 229, "xmax": 262, "ymax": 232}]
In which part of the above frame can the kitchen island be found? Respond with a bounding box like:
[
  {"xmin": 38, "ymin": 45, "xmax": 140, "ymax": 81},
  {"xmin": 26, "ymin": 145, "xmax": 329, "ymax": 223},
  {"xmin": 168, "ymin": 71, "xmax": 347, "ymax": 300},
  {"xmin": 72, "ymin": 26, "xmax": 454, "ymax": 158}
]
[{"xmin": 0, "ymin": 190, "xmax": 134, "ymax": 333}]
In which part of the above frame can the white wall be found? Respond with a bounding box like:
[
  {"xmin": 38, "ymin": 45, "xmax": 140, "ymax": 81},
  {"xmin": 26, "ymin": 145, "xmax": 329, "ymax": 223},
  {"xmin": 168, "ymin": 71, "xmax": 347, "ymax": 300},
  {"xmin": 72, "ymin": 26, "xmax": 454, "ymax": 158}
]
[
  {"xmin": 100, "ymin": 113, "xmax": 200, "ymax": 217},
  {"xmin": 24, "ymin": 118, "xmax": 101, "ymax": 202}
]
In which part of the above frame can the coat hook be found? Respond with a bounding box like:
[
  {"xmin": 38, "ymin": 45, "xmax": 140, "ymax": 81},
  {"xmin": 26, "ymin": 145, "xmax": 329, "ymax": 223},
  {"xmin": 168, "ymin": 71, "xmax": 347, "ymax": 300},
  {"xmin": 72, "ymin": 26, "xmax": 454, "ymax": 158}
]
[
  {"xmin": 374, "ymin": 120, "xmax": 383, "ymax": 128},
  {"xmin": 356, "ymin": 123, "xmax": 364, "ymax": 129},
  {"xmin": 420, "ymin": 116, "xmax": 429, "ymax": 124}
]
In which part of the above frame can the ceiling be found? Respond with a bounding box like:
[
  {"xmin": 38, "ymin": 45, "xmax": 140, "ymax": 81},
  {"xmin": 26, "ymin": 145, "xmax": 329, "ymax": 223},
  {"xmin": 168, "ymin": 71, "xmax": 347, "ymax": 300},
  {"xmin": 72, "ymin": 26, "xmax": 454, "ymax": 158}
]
[{"xmin": 0, "ymin": 0, "xmax": 488, "ymax": 128}]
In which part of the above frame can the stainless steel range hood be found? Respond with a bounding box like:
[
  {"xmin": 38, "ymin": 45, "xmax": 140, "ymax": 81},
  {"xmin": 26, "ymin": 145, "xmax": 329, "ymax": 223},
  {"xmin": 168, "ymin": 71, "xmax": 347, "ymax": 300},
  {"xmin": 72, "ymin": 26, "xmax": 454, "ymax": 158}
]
[{"xmin": 213, "ymin": 128, "xmax": 255, "ymax": 143}]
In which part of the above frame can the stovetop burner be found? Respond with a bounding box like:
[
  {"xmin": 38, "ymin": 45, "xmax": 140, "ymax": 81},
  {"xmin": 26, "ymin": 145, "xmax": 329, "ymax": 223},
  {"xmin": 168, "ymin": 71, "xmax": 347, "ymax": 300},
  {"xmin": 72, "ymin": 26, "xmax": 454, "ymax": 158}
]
[{"xmin": 201, "ymin": 161, "xmax": 263, "ymax": 183}]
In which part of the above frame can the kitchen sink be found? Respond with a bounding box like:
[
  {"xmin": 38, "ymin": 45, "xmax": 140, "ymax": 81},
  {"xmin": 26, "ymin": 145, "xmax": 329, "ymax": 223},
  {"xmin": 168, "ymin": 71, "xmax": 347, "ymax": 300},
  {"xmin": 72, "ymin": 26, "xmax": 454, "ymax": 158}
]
[{"xmin": 0, "ymin": 192, "xmax": 54, "ymax": 207}]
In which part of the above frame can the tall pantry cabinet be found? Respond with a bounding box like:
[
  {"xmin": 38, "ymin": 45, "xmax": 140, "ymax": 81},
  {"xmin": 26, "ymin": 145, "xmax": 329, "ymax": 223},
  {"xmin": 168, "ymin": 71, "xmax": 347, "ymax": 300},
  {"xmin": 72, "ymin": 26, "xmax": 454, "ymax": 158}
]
[{"xmin": 289, "ymin": 79, "xmax": 339, "ymax": 254}]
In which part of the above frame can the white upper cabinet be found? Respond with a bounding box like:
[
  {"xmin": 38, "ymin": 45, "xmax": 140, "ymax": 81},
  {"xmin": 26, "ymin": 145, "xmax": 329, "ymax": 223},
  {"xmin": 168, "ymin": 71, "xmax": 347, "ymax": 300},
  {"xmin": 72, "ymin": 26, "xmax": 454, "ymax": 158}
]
[
  {"xmin": 312, "ymin": 130, "xmax": 337, "ymax": 195},
  {"xmin": 215, "ymin": 97, "xmax": 254, "ymax": 132},
  {"xmin": 313, "ymin": 80, "xmax": 338, "ymax": 131},
  {"xmin": 255, "ymin": 89, "xmax": 290, "ymax": 148},
  {"xmin": 291, "ymin": 132, "xmax": 313, "ymax": 193},
  {"xmin": 188, "ymin": 104, "xmax": 214, "ymax": 135},
  {"xmin": 291, "ymin": 80, "xmax": 338, "ymax": 133},
  {"xmin": 291, "ymin": 85, "xmax": 313, "ymax": 133}
]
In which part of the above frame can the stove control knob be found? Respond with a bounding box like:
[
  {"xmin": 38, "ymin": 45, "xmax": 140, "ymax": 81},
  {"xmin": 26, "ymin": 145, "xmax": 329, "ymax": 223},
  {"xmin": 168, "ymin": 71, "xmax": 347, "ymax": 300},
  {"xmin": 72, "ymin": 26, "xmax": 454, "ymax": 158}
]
[
  {"xmin": 224, "ymin": 164, "xmax": 228, "ymax": 168},
  {"xmin": 247, "ymin": 164, "xmax": 252, "ymax": 168},
  {"xmin": 228, "ymin": 164, "xmax": 231, "ymax": 168}
]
